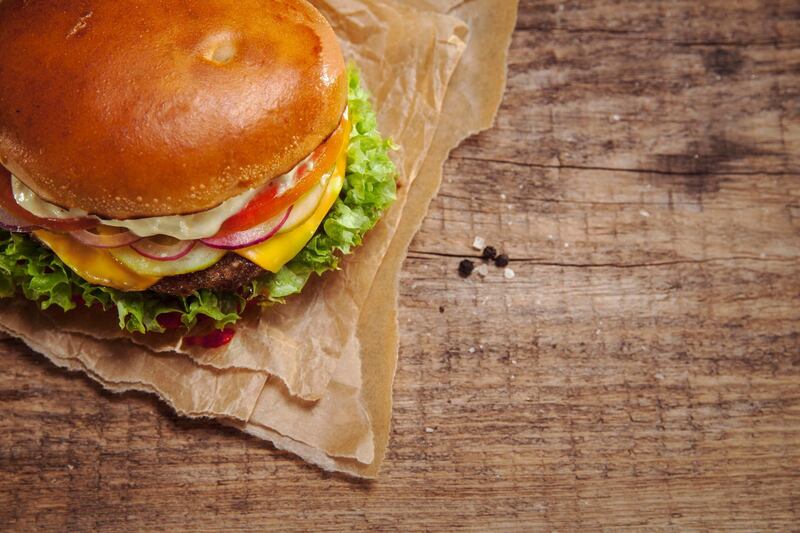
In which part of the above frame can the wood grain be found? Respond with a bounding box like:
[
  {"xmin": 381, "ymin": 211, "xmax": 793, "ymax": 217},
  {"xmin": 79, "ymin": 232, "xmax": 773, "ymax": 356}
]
[{"xmin": 2, "ymin": 0, "xmax": 799, "ymax": 530}]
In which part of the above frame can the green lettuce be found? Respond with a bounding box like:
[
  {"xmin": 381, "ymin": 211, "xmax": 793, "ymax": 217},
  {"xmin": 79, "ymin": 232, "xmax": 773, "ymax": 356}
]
[{"xmin": 0, "ymin": 66, "xmax": 396, "ymax": 334}]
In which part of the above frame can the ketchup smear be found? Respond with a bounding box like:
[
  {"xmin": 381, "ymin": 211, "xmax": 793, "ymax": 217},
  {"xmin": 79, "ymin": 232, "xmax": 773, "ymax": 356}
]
[
  {"xmin": 184, "ymin": 328, "xmax": 236, "ymax": 349},
  {"xmin": 157, "ymin": 313, "xmax": 236, "ymax": 348}
]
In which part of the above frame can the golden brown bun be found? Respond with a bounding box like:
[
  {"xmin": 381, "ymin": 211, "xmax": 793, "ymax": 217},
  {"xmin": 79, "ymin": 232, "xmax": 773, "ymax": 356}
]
[{"xmin": 0, "ymin": 0, "xmax": 347, "ymax": 218}]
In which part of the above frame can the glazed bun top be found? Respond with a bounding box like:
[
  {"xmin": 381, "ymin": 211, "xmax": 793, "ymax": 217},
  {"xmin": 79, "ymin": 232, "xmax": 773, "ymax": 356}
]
[{"xmin": 0, "ymin": 0, "xmax": 347, "ymax": 218}]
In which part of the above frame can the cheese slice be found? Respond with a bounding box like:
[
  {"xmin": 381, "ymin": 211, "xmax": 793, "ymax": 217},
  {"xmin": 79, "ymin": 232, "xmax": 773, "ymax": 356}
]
[
  {"xmin": 33, "ymin": 229, "xmax": 160, "ymax": 291},
  {"xmin": 234, "ymin": 145, "xmax": 346, "ymax": 272}
]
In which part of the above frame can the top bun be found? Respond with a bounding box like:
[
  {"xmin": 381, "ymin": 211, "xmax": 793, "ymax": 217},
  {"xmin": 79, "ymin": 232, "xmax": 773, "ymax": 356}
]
[{"xmin": 0, "ymin": 0, "xmax": 347, "ymax": 218}]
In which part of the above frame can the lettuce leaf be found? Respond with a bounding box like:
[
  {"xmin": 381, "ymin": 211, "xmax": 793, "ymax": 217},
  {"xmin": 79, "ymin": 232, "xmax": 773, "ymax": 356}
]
[
  {"xmin": 261, "ymin": 67, "xmax": 397, "ymax": 300},
  {"xmin": 0, "ymin": 66, "xmax": 396, "ymax": 334}
]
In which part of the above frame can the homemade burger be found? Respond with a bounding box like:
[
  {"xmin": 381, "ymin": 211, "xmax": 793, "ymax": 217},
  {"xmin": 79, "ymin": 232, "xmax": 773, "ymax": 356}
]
[{"xmin": 0, "ymin": 0, "xmax": 395, "ymax": 345}]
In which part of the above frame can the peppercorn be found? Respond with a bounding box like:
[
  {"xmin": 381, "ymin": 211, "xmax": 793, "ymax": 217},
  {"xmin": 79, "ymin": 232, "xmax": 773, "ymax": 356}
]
[
  {"xmin": 458, "ymin": 259, "xmax": 475, "ymax": 277},
  {"xmin": 482, "ymin": 246, "xmax": 498, "ymax": 260},
  {"xmin": 495, "ymin": 254, "xmax": 510, "ymax": 267}
]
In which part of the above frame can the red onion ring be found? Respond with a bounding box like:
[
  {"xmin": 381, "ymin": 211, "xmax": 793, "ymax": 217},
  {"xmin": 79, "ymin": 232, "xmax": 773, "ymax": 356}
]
[
  {"xmin": 201, "ymin": 206, "xmax": 292, "ymax": 250},
  {"xmin": 0, "ymin": 206, "xmax": 37, "ymax": 233},
  {"xmin": 71, "ymin": 228, "xmax": 141, "ymax": 248},
  {"xmin": 130, "ymin": 238, "xmax": 197, "ymax": 261}
]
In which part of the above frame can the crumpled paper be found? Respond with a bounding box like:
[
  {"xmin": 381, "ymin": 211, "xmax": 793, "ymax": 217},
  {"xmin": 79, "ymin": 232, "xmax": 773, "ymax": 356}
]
[{"xmin": 0, "ymin": 0, "xmax": 518, "ymax": 477}]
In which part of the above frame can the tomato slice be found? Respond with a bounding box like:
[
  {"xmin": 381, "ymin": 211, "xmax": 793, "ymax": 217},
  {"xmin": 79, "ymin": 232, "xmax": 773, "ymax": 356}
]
[
  {"xmin": 215, "ymin": 116, "xmax": 351, "ymax": 237},
  {"xmin": 0, "ymin": 167, "xmax": 97, "ymax": 232}
]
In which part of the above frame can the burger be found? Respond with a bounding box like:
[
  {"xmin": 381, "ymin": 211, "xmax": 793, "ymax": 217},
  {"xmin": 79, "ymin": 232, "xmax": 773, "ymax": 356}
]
[{"xmin": 0, "ymin": 0, "xmax": 395, "ymax": 346}]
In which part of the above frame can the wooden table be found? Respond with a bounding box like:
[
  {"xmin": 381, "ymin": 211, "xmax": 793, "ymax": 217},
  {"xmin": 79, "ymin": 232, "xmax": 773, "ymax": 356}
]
[{"xmin": 2, "ymin": 1, "xmax": 799, "ymax": 530}]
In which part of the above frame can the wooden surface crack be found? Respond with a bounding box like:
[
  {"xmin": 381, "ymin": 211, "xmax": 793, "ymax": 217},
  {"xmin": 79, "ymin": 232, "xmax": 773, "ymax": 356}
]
[
  {"xmin": 407, "ymin": 251, "xmax": 799, "ymax": 269},
  {"xmin": 453, "ymin": 155, "xmax": 798, "ymax": 178},
  {"xmin": 514, "ymin": 25, "xmax": 797, "ymax": 48}
]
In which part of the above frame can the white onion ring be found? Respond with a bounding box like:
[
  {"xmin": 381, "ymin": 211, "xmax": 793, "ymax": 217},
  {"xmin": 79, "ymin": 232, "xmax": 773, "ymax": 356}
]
[
  {"xmin": 201, "ymin": 207, "xmax": 292, "ymax": 250},
  {"xmin": 130, "ymin": 238, "xmax": 197, "ymax": 261},
  {"xmin": 71, "ymin": 228, "xmax": 141, "ymax": 248}
]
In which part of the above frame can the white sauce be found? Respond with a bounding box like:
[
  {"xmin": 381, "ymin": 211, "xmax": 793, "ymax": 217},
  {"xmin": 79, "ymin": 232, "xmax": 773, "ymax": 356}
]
[{"xmin": 11, "ymin": 151, "xmax": 319, "ymax": 240}]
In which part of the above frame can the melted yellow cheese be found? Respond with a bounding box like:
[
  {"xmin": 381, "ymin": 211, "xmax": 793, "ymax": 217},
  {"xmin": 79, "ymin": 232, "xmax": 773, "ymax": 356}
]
[
  {"xmin": 33, "ymin": 230, "xmax": 160, "ymax": 291},
  {"xmin": 234, "ymin": 147, "xmax": 347, "ymax": 272}
]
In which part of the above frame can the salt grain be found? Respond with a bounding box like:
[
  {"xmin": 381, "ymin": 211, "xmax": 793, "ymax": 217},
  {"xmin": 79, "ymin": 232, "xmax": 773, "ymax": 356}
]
[
  {"xmin": 476, "ymin": 263, "xmax": 489, "ymax": 277},
  {"xmin": 425, "ymin": 427, "xmax": 435, "ymax": 433},
  {"xmin": 504, "ymin": 267, "xmax": 516, "ymax": 280},
  {"xmin": 472, "ymin": 236, "xmax": 486, "ymax": 250}
]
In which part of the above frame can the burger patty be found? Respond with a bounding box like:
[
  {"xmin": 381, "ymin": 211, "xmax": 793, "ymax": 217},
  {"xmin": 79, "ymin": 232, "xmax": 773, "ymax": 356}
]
[{"xmin": 150, "ymin": 254, "xmax": 266, "ymax": 297}]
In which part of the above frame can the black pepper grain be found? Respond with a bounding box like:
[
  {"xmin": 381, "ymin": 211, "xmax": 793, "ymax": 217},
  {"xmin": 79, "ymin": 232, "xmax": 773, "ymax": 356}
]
[
  {"xmin": 458, "ymin": 259, "xmax": 475, "ymax": 277},
  {"xmin": 439, "ymin": 306, "xmax": 445, "ymax": 313},
  {"xmin": 495, "ymin": 254, "xmax": 509, "ymax": 267},
  {"xmin": 482, "ymin": 246, "xmax": 497, "ymax": 260}
]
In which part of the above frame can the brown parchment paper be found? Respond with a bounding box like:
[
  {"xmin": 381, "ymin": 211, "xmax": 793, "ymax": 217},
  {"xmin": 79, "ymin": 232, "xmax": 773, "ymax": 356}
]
[{"xmin": 0, "ymin": 0, "xmax": 518, "ymax": 477}]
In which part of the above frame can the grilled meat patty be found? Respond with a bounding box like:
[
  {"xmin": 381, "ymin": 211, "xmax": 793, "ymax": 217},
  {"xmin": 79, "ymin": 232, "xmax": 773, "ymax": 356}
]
[{"xmin": 150, "ymin": 254, "xmax": 266, "ymax": 297}]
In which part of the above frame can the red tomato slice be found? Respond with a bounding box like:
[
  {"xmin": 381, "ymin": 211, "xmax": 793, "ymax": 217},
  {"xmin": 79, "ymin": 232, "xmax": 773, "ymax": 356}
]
[
  {"xmin": 0, "ymin": 167, "xmax": 97, "ymax": 232},
  {"xmin": 215, "ymin": 117, "xmax": 350, "ymax": 237}
]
